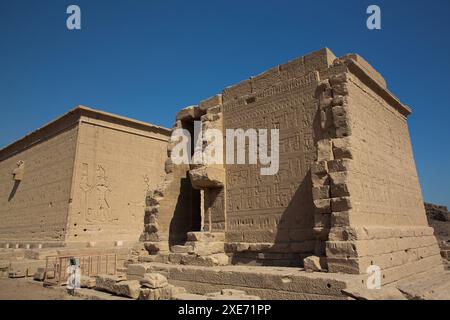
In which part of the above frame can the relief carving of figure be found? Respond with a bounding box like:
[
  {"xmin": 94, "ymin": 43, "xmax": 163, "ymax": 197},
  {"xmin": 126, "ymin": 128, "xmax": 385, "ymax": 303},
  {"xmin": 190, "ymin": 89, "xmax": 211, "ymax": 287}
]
[{"xmin": 79, "ymin": 164, "xmax": 112, "ymax": 223}]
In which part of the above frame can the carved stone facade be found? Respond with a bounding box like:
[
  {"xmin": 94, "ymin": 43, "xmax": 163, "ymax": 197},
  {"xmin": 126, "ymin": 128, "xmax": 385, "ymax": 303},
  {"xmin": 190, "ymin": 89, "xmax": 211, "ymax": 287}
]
[
  {"xmin": 140, "ymin": 48, "xmax": 443, "ymax": 284},
  {"xmin": 0, "ymin": 49, "xmax": 444, "ymax": 292},
  {"xmin": 0, "ymin": 106, "xmax": 170, "ymax": 248}
]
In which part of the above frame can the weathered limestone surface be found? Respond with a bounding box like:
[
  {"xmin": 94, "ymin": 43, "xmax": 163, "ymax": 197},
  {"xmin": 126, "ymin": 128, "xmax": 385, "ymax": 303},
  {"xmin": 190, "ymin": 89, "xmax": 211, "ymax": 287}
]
[
  {"xmin": 127, "ymin": 262, "xmax": 358, "ymax": 300},
  {"xmin": 319, "ymin": 57, "xmax": 442, "ymax": 281},
  {"xmin": 1, "ymin": 48, "xmax": 446, "ymax": 299},
  {"xmin": 0, "ymin": 106, "xmax": 170, "ymax": 248},
  {"xmin": 140, "ymin": 119, "xmax": 202, "ymax": 252},
  {"xmin": 140, "ymin": 272, "xmax": 168, "ymax": 288},
  {"xmin": 144, "ymin": 48, "xmax": 444, "ymax": 288}
]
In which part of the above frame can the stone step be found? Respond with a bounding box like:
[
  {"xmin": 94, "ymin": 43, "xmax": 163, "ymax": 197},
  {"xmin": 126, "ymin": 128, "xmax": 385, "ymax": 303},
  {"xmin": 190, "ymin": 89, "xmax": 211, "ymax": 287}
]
[
  {"xmin": 396, "ymin": 270, "xmax": 450, "ymax": 300},
  {"xmin": 170, "ymin": 245, "xmax": 192, "ymax": 254},
  {"xmin": 187, "ymin": 232, "xmax": 225, "ymax": 242},
  {"xmin": 168, "ymin": 253, "xmax": 229, "ymax": 267},
  {"xmin": 127, "ymin": 262, "xmax": 359, "ymax": 300},
  {"xmin": 185, "ymin": 241, "xmax": 224, "ymax": 256}
]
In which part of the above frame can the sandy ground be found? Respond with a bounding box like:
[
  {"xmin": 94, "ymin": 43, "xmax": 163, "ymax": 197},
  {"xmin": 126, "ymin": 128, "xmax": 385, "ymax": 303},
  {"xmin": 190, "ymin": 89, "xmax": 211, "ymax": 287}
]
[{"xmin": 0, "ymin": 278, "xmax": 82, "ymax": 300}]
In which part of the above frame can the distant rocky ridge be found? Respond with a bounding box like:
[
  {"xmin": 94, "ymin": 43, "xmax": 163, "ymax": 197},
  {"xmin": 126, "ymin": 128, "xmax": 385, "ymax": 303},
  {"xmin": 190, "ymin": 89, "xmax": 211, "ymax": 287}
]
[
  {"xmin": 425, "ymin": 202, "xmax": 450, "ymax": 267},
  {"xmin": 425, "ymin": 202, "xmax": 449, "ymax": 222}
]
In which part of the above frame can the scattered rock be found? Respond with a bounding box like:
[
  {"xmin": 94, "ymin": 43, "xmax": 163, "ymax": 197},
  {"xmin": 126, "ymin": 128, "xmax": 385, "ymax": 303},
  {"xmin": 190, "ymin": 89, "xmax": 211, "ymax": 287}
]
[
  {"xmin": 95, "ymin": 275, "xmax": 126, "ymax": 293},
  {"xmin": 303, "ymin": 256, "xmax": 323, "ymax": 272},
  {"xmin": 33, "ymin": 267, "xmax": 46, "ymax": 281},
  {"xmin": 80, "ymin": 275, "xmax": 96, "ymax": 289},
  {"xmin": 140, "ymin": 273, "xmax": 168, "ymax": 289},
  {"xmin": 113, "ymin": 280, "xmax": 141, "ymax": 299}
]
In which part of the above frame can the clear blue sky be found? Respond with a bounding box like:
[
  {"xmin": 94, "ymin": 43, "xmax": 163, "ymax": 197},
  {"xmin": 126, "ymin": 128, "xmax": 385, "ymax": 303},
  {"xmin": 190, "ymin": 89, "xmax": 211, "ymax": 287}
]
[{"xmin": 1, "ymin": 0, "xmax": 449, "ymax": 206}]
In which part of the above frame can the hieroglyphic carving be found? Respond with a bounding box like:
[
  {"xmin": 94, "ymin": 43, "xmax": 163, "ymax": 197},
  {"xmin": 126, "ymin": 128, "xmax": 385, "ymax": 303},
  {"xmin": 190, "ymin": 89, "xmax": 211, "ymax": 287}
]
[
  {"xmin": 79, "ymin": 163, "xmax": 91, "ymax": 222},
  {"xmin": 79, "ymin": 163, "xmax": 112, "ymax": 224},
  {"xmin": 223, "ymin": 71, "xmax": 319, "ymax": 241},
  {"xmin": 94, "ymin": 165, "xmax": 111, "ymax": 222}
]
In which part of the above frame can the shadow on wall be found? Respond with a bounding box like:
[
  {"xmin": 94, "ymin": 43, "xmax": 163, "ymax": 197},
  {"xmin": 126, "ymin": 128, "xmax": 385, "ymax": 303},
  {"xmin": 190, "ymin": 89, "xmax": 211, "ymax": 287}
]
[
  {"xmin": 229, "ymin": 174, "xmax": 316, "ymax": 267},
  {"xmin": 229, "ymin": 105, "xmax": 323, "ymax": 268},
  {"xmin": 8, "ymin": 180, "xmax": 21, "ymax": 202},
  {"xmin": 168, "ymin": 174, "xmax": 201, "ymax": 247}
]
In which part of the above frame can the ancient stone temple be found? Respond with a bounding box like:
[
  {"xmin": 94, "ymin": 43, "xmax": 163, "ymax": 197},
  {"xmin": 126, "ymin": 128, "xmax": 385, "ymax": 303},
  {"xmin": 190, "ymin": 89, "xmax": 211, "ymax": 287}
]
[
  {"xmin": 1, "ymin": 49, "xmax": 448, "ymax": 300},
  {"xmin": 0, "ymin": 106, "xmax": 170, "ymax": 248},
  {"xmin": 139, "ymin": 48, "xmax": 444, "ymax": 289}
]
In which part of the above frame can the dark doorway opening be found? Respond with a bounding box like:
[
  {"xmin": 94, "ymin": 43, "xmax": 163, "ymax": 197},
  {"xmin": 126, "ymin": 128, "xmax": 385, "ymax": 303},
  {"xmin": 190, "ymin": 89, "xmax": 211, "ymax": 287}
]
[{"xmin": 181, "ymin": 119, "xmax": 201, "ymax": 233}]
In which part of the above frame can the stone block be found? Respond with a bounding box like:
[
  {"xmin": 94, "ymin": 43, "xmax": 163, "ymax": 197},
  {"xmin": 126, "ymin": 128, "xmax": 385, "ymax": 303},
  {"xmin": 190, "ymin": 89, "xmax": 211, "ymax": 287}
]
[
  {"xmin": 314, "ymin": 199, "xmax": 332, "ymax": 214},
  {"xmin": 317, "ymin": 139, "xmax": 333, "ymax": 161},
  {"xmin": 144, "ymin": 205, "xmax": 159, "ymax": 216},
  {"xmin": 171, "ymin": 245, "xmax": 192, "ymax": 254},
  {"xmin": 199, "ymin": 94, "xmax": 222, "ymax": 111},
  {"xmin": 144, "ymin": 241, "xmax": 169, "ymax": 254},
  {"xmin": 303, "ymin": 256, "xmax": 323, "ymax": 272},
  {"xmin": 311, "ymin": 161, "xmax": 328, "ymax": 176},
  {"xmin": 314, "ymin": 213, "xmax": 331, "ymax": 228},
  {"xmin": 127, "ymin": 263, "xmax": 152, "ymax": 277},
  {"xmin": 331, "ymin": 197, "xmax": 353, "ymax": 212},
  {"xmin": 312, "ymin": 185, "xmax": 330, "ymax": 200},
  {"xmin": 80, "ymin": 275, "xmax": 96, "ymax": 289},
  {"xmin": 144, "ymin": 222, "xmax": 160, "ymax": 234},
  {"xmin": 33, "ymin": 268, "xmax": 45, "ymax": 281},
  {"xmin": 139, "ymin": 286, "xmax": 172, "ymax": 300},
  {"xmin": 338, "ymin": 53, "xmax": 387, "ymax": 89},
  {"xmin": 140, "ymin": 273, "xmax": 168, "ymax": 289},
  {"xmin": 95, "ymin": 275, "xmax": 126, "ymax": 293},
  {"xmin": 225, "ymin": 242, "xmax": 250, "ymax": 252},
  {"xmin": 331, "ymin": 211, "xmax": 350, "ymax": 227},
  {"xmin": 113, "ymin": 280, "xmax": 141, "ymax": 299},
  {"xmin": 187, "ymin": 241, "xmax": 225, "ymax": 256},
  {"xmin": 332, "ymin": 83, "xmax": 349, "ymax": 96},
  {"xmin": 187, "ymin": 232, "xmax": 225, "ymax": 242},
  {"xmin": 332, "ymin": 138, "xmax": 353, "ymax": 159},
  {"xmin": 329, "ymin": 172, "xmax": 351, "ymax": 197},
  {"xmin": 189, "ymin": 166, "xmax": 225, "ymax": 189},
  {"xmin": 332, "ymin": 95, "xmax": 346, "ymax": 106},
  {"xmin": 222, "ymin": 79, "xmax": 252, "ymax": 102},
  {"xmin": 176, "ymin": 105, "xmax": 202, "ymax": 121},
  {"xmin": 327, "ymin": 159, "xmax": 353, "ymax": 173},
  {"xmin": 313, "ymin": 227, "xmax": 330, "ymax": 241}
]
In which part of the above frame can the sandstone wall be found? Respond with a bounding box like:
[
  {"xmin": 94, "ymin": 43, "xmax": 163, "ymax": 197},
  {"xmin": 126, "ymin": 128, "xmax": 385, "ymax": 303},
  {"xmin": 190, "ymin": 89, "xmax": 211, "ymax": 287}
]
[
  {"xmin": 313, "ymin": 56, "xmax": 443, "ymax": 282},
  {"xmin": 142, "ymin": 49, "xmax": 441, "ymax": 276},
  {"xmin": 219, "ymin": 49, "xmax": 339, "ymax": 265},
  {"xmin": 66, "ymin": 113, "xmax": 169, "ymax": 247},
  {"xmin": 0, "ymin": 119, "xmax": 79, "ymax": 245}
]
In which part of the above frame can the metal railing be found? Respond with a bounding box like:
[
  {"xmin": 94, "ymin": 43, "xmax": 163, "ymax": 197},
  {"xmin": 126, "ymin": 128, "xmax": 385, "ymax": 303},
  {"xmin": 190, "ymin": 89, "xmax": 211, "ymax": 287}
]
[{"xmin": 43, "ymin": 253, "xmax": 117, "ymax": 286}]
